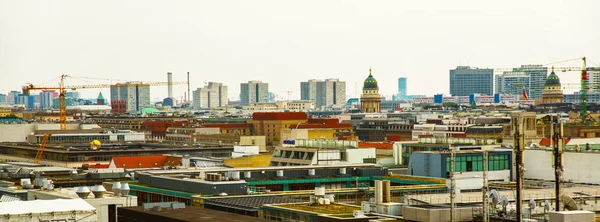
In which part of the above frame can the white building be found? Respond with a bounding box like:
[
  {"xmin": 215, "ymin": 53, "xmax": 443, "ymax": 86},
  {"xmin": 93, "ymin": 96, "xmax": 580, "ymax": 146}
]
[
  {"xmin": 40, "ymin": 90, "xmax": 55, "ymax": 109},
  {"xmin": 301, "ymin": 79, "xmax": 346, "ymax": 109},
  {"xmin": 110, "ymin": 82, "xmax": 151, "ymax": 113},
  {"xmin": 28, "ymin": 184, "xmax": 138, "ymax": 222},
  {"xmin": 193, "ymin": 82, "xmax": 228, "ymax": 109}
]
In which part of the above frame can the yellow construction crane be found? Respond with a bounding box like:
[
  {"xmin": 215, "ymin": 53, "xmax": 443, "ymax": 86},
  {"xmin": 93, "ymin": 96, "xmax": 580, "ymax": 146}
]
[
  {"xmin": 22, "ymin": 75, "xmax": 188, "ymax": 130},
  {"xmin": 33, "ymin": 133, "xmax": 52, "ymax": 164}
]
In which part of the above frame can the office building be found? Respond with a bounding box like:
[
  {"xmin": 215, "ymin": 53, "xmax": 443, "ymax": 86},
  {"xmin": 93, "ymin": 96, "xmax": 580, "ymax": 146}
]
[
  {"xmin": 110, "ymin": 82, "xmax": 151, "ymax": 114},
  {"xmin": 360, "ymin": 68, "xmax": 382, "ymax": 113},
  {"xmin": 40, "ymin": 90, "xmax": 55, "ymax": 109},
  {"xmin": 300, "ymin": 79, "xmax": 346, "ymax": 109},
  {"xmin": 0, "ymin": 94, "xmax": 6, "ymax": 104},
  {"xmin": 495, "ymin": 71, "xmax": 530, "ymax": 98},
  {"xmin": 449, "ymin": 66, "xmax": 493, "ymax": 96},
  {"xmin": 397, "ymin": 77, "xmax": 407, "ymax": 100},
  {"xmin": 511, "ymin": 65, "xmax": 547, "ymax": 99},
  {"xmin": 7, "ymin": 91, "xmax": 19, "ymax": 105},
  {"xmin": 193, "ymin": 82, "xmax": 228, "ymax": 109},
  {"xmin": 240, "ymin": 81, "xmax": 268, "ymax": 106},
  {"xmin": 65, "ymin": 91, "xmax": 80, "ymax": 99},
  {"xmin": 589, "ymin": 68, "xmax": 600, "ymax": 93},
  {"xmin": 16, "ymin": 94, "xmax": 35, "ymax": 109}
]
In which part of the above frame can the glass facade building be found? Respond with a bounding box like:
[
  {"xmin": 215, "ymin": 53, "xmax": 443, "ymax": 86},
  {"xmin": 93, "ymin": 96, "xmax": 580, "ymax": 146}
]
[
  {"xmin": 511, "ymin": 65, "xmax": 547, "ymax": 99},
  {"xmin": 449, "ymin": 66, "xmax": 493, "ymax": 96},
  {"xmin": 495, "ymin": 71, "xmax": 531, "ymax": 96},
  {"xmin": 397, "ymin": 77, "xmax": 407, "ymax": 100}
]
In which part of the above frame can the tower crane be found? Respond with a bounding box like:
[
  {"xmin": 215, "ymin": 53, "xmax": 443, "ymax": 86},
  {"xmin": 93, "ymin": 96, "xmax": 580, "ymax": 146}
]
[{"xmin": 22, "ymin": 75, "xmax": 188, "ymax": 130}]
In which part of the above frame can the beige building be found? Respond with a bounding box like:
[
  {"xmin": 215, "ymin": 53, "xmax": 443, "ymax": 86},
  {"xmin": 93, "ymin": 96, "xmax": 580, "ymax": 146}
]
[
  {"xmin": 248, "ymin": 112, "xmax": 307, "ymax": 146},
  {"xmin": 539, "ymin": 68, "xmax": 564, "ymax": 105},
  {"xmin": 240, "ymin": 81, "xmax": 269, "ymax": 106},
  {"xmin": 242, "ymin": 100, "xmax": 314, "ymax": 111},
  {"xmin": 360, "ymin": 68, "xmax": 382, "ymax": 113},
  {"xmin": 192, "ymin": 82, "xmax": 228, "ymax": 109}
]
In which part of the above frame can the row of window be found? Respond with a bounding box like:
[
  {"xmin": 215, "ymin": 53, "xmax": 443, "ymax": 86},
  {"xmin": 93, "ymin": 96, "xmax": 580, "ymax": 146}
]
[{"xmin": 446, "ymin": 154, "xmax": 510, "ymax": 174}]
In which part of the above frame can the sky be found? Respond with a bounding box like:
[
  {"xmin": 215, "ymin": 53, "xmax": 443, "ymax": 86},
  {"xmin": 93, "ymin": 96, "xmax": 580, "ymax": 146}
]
[{"xmin": 1, "ymin": 0, "xmax": 599, "ymax": 102}]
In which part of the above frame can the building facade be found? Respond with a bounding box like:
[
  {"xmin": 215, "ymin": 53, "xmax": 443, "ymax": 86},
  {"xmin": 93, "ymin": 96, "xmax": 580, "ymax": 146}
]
[
  {"xmin": 240, "ymin": 81, "xmax": 268, "ymax": 106},
  {"xmin": 40, "ymin": 90, "xmax": 55, "ymax": 109},
  {"xmin": 248, "ymin": 112, "xmax": 307, "ymax": 146},
  {"xmin": 7, "ymin": 91, "xmax": 19, "ymax": 105},
  {"xmin": 495, "ymin": 71, "xmax": 530, "ymax": 98},
  {"xmin": 512, "ymin": 65, "xmax": 547, "ymax": 99},
  {"xmin": 588, "ymin": 68, "xmax": 600, "ymax": 93},
  {"xmin": 193, "ymin": 82, "xmax": 228, "ymax": 109},
  {"xmin": 110, "ymin": 82, "xmax": 151, "ymax": 113},
  {"xmin": 300, "ymin": 79, "xmax": 346, "ymax": 109},
  {"xmin": 540, "ymin": 68, "xmax": 564, "ymax": 104},
  {"xmin": 449, "ymin": 66, "xmax": 493, "ymax": 96},
  {"xmin": 360, "ymin": 68, "xmax": 382, "ymax": 113},
  {"xmin": 0, "ymin": 94, "xmax": 6, "ymax": 104}
]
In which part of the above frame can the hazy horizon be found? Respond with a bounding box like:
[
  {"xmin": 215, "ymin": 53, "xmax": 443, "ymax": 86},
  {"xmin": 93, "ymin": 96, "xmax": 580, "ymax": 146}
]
[{"xmin": 2, "ymin": 0, "xmax": 599, "ymax": 102}]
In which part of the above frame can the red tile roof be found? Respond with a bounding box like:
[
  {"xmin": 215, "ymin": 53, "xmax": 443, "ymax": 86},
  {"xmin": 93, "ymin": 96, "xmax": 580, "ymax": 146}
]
[
  {"xmin": 358, "ymin": 142, "xmax": 394, "ymax": 149},
  {"xmin": 110, "ymin": 156, "xmax": 182, "ymax": 169},
  {"xmin": 87, "ymin": 163, "xmax": 109, "ymax": 169},
  {"xmin": 252, "ymin": 112, "xmax": 307, "ymax": 121},
  {"xmin": 202, "ymin": 123, "xmax": 254, "ymax": 128},
  {"xmin": 539, "ymin": 138, "xmax": 570, "ymax": 146}
]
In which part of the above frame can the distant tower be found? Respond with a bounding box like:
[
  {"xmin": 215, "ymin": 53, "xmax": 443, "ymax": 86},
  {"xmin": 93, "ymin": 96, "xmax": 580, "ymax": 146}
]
[
  {"xmin": 167, "ymin": 72, "xmax": 173, "ymax": 98},
  {"xmin": 360, "ymin": 67, "xmax": 382, "ymax": 113},
  {"xmin": 540, "ymin": 67, "xmax": 564, "ymax": 104},
  {"xmin": 97, "ymin": 92, "xmax": 105, "ymax": 105}
]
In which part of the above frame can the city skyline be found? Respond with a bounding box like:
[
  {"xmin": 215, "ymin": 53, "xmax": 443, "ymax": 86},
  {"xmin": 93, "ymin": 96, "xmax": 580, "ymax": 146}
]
[{"xmin": 1, "ymin": 0, "xmax": 599, "ymax": 101}]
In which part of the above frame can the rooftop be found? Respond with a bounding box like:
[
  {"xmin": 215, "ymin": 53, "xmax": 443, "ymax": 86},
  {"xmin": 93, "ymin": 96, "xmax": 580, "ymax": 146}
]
[
  {"xmin": 266, "ymin": 202, "xmax": 361, "ymax": 215},
  {"xmin": 118, "ymin": 205, "xmax": 270, "ymax": 222}
]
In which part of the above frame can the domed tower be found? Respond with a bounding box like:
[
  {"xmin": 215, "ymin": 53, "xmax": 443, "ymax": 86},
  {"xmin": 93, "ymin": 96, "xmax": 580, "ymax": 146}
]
[
  {"xmin": 360, "ymin": 67, "xmax": 383, "ymax": 113},
  {"xmin": 540, "ymin": 67, "xmax": 564, "ymax": 104}
]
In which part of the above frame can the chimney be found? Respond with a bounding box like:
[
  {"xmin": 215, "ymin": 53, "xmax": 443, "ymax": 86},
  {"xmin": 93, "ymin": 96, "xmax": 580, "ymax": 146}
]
[
  {"xmin": 112, "ymin": 182, "xmax": 121, "ymax": 197},
  {"xmin": 120, "ymin": 183, "xmax": 130, "ymax": 196},
  {"xmin": 167, "ymin": 72, "xmax": 173, "ymax": 98}
]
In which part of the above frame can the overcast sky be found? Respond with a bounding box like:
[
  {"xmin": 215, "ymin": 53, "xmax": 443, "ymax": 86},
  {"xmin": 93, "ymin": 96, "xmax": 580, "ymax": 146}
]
[{"xmin": 1, "ymin": 0, "xmax": 599, "ymax": 102}]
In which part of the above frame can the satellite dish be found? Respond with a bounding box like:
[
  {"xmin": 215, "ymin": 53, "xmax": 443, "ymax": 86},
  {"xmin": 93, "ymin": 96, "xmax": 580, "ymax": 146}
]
[
  {"xmin": 490, "ymin": 189, "xmax": 499, "ymax": 205},
  {"xmin": 561, "ymin": 194, "xmax": 578, "ymax": 211},
  {"xmin": 529, "ymin": 199, "xmax": 536, "ymax": 211},
  {"xmin": 544, "ymin": 200, "xmax": 551, "ymax": 212}
]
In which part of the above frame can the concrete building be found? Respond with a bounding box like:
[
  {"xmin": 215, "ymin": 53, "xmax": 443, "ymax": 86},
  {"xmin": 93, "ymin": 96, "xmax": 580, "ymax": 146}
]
[
  {"xmin": 242, "ymin": 100, "xmax": 314, "ymax": 111},
  {"xmin": 193, "ymin": 82, "xmax": 228, "ymax": 109},
  {"xmin": 449, "ymin": 66, "xmax": 493, "ymax": 96},
  {"xmin": 16, "ymin": 93, "xmax": 35, "ymax": 109},
  {"xmin": 240, "ymin": 81, "xmax": 268, "ymax": 106},
  {"xmin": 7, "ymin": 91, "xmax": 19, "ymax": 105},
  {"xmin": 110, "ymin": 82, "xmax": 151, "ymax": 113},
  {"xmin": 408, "ymin": 150, "xmax": 512, "ymax": 182},
  {"xmin": 248, "ymin": 112, "xmax": 308, "ymax": 146},
  {"xmin": 397, "ymin": 77, "xmax": 407, "ymax": 100},
  {"xmin": 28, "ymin": 185, "xmax": 138, "ymax": 222},
  {"xmin": 300, "ymin": 79, "xmax": 346, "ymax": 109},
  {"xmin": 589, "ymin": 68, "xmax": 600, "ymax": 93},
  {"xmin": 511, "ymin": 65, "xmax": 547, "ymax": 99},
  {"xmin": 360, "ymin": 68, "xmax": 382, "ymax": 113},
  {"xmin": 539, "ymin": 68, "xmax": 564, "ymax": 105},
  {"xmin": 494, "ymin": 71, "xmax": 530, "ymax": 97},
  {"xmin": 40, "ymin": 90, "xmax": 55, "ymax": 109}
]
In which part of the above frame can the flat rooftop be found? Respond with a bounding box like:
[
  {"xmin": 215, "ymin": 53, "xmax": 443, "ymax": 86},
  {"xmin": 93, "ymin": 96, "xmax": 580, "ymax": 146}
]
[
  {"xmin": 266, "ymin": 202, "xmax": 361, "ymax": 215},
  {"xmin": 409, "ymin": 186, "xmax": 600, "ymax": 204},
  {"xmin": 118, "ymin": 206, "xmax": 270, "ymax": 222}
]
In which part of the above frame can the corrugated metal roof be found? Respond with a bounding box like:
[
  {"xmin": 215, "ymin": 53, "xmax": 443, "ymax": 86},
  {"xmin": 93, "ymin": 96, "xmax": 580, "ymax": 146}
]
[
  {"xmin": 0, "ymin": 195, "xmax": 22, "ymax": 202},
  {"xmin": 0, "ymin": 198, "xmax": 95, "ymax": 214}
]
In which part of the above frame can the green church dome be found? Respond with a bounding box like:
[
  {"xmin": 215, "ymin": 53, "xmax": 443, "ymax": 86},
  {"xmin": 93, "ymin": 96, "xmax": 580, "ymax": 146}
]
[
  {"xmin": 363, "ymin": 68, "xmax": 378, "ymax": 89},
  {"xmin": 545, "ymin": 69, "xmax": 561, "ymax": 87}
]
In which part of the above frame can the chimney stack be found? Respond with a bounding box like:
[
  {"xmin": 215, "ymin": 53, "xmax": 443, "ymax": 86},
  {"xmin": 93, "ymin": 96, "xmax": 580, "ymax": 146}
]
[{"xmin": 167, "ymin": 72, "xmax": 173, "ymax": 98}]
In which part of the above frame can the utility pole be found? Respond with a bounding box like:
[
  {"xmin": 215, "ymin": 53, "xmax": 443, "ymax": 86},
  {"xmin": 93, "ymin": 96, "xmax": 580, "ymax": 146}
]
[
  {"xmin": 513, "ymin": 117, "xmax": 525, "ymax": 222},
  {"xmin": 482, "ymin": 150, "xmax": 489, "ymax": 222},
  {"xmin": 552, "ymin": 114, "xmax": 564, "ymax": 211},
  {"xmin": 450, "ymin": 145, "xmax": 456, "ymax": 222}
]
